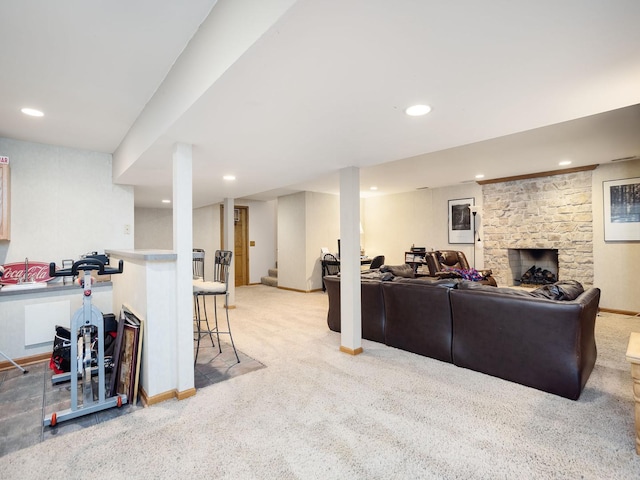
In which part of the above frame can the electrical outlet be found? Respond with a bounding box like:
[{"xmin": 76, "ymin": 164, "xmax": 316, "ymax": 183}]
[{"xmin": 124, "ymin": 224, "xmax": 131, "ymax": 235}]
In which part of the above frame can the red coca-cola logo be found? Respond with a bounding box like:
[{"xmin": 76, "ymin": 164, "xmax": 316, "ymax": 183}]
[{"xmin": 1, "ymin": 262, "xmax": 54, "ymax": 284}]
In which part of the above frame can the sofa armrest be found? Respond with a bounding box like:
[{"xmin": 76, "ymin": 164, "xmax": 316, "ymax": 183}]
[{"xmin": 323, "ymin": 275, "xmax": 386, "ymax": 344}]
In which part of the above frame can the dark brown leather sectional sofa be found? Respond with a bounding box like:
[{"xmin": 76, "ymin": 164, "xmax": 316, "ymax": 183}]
[{"xmin": 324, "ymin": 275, "xmax": 601, "ymax": 400}]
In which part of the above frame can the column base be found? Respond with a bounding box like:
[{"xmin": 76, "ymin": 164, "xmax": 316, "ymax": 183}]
[{"xmin": 339, "ymin": 345, "xmax": 363, "ymax": 355}]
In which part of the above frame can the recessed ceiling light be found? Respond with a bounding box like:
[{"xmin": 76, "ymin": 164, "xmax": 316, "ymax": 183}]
[
  {"xmin": 370, "ymin": 186, "xmax": 378, "ymax": 191},
  {"xmin": 21, "ymin": 107, "xmax": 44, "ymax": 117},
  {"xmin": 223, "ymin": 175, "xmax": 236, "ymax": 181},
  {"xmin": 405, "ymin": 104, "xmax": 432, "ymax": 116},
  {"xmin": 559, "ymin": 160, "xmax": 572, "ymax": 166},
  {"xmin": 475, "ymin": 174, "xmax": 485, "ymax": 179},
  {"xmin": 162, "ymin": 199, "xmax": 171, "ymax": 204}
]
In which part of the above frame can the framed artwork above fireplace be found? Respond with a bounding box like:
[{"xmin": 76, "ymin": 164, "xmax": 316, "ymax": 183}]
[{"xmin": 603, "ymin": 177, "xmax": 640, "ymax": 242}]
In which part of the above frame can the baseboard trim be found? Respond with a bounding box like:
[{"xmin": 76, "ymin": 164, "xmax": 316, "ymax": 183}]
[
  {"xmin": 0, "ymin": 352, "xmax": 51, "ymax": 372},
  {"xmin": 176, "ymin": 387, "xmax": 197, "ymax": 400},
  {"xmin": 140, "ymin": 386, "xmax": 197, "ymax": 407},
  {"xmin": 600, "ymin": 307, "xmax": 640, "ymax": 317},
  {"xmin": 277, "ymin": 286, "xmax": 323, "ymax": 293},
  {"xmin": 278, "ymin": 286, "xmax": 308, "ymax": 293},
  {"xmin": 340, "ymin": 345, "xmax": 364, "ymax": 356}
]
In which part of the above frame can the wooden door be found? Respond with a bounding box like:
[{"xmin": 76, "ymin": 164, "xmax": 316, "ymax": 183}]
[{"xmin": 220, "ymin": 205, "xmax": 249, "ymax": 286}]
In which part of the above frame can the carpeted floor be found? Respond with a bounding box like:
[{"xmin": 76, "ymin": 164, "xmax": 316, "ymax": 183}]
[{"xmin": 1, "ymin": 285, "xmax": 640, "ymax": 479}]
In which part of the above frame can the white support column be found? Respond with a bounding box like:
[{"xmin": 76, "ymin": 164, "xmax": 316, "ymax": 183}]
[
  {"xmin": 223, "ymin": 198, "xmax": 235, "ymax": 307},
  {"xmin": 173, "ymin": 143, "xmax": 195, "ymax": 395},
  {"xmin": 339, "ymin": 166, "xmax": 362, "ymax": 355}
]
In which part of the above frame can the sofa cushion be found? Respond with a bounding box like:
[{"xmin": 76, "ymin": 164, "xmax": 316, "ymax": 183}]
[{"xmin": 381, "ymin": 280, "xmax": 454, "ymax": 363}]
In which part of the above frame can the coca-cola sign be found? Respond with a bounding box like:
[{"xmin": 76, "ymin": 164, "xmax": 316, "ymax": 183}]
[{"xmin": 1, "ymin": 262, "xmax": 54, "ymax": 284}]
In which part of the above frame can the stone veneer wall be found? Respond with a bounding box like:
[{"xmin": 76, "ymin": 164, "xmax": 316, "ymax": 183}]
[{"xmin": 482, "ymin": 170, "xmax": 593, "ymax": 287}]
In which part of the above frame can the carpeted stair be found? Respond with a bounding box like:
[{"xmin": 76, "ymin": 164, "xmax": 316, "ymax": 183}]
[{"xmin": 261, "ymin": 267, "xmax": 278, "ymax": 287}]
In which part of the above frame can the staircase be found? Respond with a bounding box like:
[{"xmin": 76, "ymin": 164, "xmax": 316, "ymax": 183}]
[{"xmin": 261, "ymin": 266, "xmax": 278, "ymax": 287}]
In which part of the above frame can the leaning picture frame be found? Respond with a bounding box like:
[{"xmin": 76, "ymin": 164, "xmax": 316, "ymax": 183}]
[
  {"xmin": 603, "ymin": 177, "xmax": 640, "ymax": 241},
  {"xmin": 448, "ymin": 197, "xmax": 475, "ymax": 244}
]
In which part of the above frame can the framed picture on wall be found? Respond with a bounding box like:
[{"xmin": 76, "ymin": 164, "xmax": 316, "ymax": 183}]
[
  {"xmin": 448, "ymin": 197, "xmax": 475, "ymax": 244},
  {"xmin": 603, "ymin": 177, "xmax": 640, "ymax": 241}
]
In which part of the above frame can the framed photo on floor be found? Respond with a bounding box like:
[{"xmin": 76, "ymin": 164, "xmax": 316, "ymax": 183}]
[
  {"xmin": 448, "ymin": 197, "xmax": 474, "ymax": 244},
  {"xmin": 603, "ymin": 177, "xmax": 640, "ymax": 241}
]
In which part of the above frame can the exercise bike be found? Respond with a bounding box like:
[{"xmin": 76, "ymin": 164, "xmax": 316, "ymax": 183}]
[{"xmin": 44, "ymin": 257, "xmax": 125, "ymax": 427}]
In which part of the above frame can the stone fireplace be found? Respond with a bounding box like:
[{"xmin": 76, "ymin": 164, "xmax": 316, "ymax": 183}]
[{"xmin": 481, "ymin": 169, "xmax": 594, "ymax": 288}]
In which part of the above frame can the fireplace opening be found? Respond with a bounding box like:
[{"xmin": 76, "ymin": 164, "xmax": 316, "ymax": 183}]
[{"xmin": 508, "ymin": 248, "xmax": 559, "ymax": 286}]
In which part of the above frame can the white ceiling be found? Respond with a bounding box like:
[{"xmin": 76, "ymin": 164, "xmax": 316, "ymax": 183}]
[{"xmin": 2, "ymin": 1, "xmax": 640, "ymax": 208}]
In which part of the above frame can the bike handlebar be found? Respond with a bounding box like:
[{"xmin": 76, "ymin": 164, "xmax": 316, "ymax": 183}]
[{"xmin": 49, "ymin": 258, "xmax": 124, "ymax": 277}]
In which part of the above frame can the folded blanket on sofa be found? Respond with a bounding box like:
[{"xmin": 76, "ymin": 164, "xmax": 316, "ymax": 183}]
[
  {"xmin": 529, "ymin": 280, "xmax": 584, "ymax": 300},
  {"xmin": 379, "ymin": 264, "xmax": 415, "ymax": 278},
  {"xmin": 438, "ymin": 267, "xmax": 484, "ymax": 281},
  {"xmin": 458, "ymin": 278, "xmax": 585, "ymax": 300}
]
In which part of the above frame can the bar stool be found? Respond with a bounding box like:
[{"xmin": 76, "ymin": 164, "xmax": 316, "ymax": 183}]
[
  {"xmin": 192, "ymin": 249, "xmax": 239, "ymax": 364},
  {"xmin": 192, "ymin": 249, "xmax": 213, "ymax": 347}
]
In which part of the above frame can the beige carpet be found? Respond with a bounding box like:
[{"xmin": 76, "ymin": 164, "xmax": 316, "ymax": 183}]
[{"xmin": 2, "ymin": 285, "xmax": 640, "ymax": 479}]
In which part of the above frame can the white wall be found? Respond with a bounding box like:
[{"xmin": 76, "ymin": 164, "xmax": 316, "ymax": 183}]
[
  {"xmin": 593, "ymin": 159, "xmax": 640, "ymax": 311},
  {"xmin": 192, "ymin": 204, "xmax": 220, "ymax": 282},
  {"xmin": 277, "ymin": 192, "xmax": 306, "ymax": 289},
  {"xmin": 363, "ymin": 190, "xmax": 432, "ymax": 265},
  {"xmin": 305, "ymin": 192, "xmax": 340, "ymax": 290},
  {"xmin": 275, "ymin": 187, "xmax": 482, "ymax": 290},
  {"xmin": 276, "ymin": 191, "xmax": 340, "ymax": 292},
  {"xmin": 246, "ymin": 199, "xmax": 277, "ymax": 284},
  {"xmin": 0, "ymin": 137, "xmax": 134, "ymax": 266},
  {"xmin": 134, "ymin": 207, "xmax": 173, "ymax": 250},
  {"xmin": 135, "ymin": 199, "xmax": 277, "ymax": 284},
  {"xmin": 430, "ymin": 183, "xmax": 484, "ymax": 269},
  {"xmin": 0, "ymin": 287, "xmax": 114, "ymax": 359},
  {"xmin": 362, "ymin": 183, "xmax": 483, "ymax": 267}
]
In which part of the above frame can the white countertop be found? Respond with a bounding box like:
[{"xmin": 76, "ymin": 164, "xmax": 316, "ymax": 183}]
[
  {"xmin": 0, "ymin": 280, "xmax": 112, "ymax": 298},
  {"xmin": 106, "ymin": 249, "xmax": 177, "ymax": 261}
]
